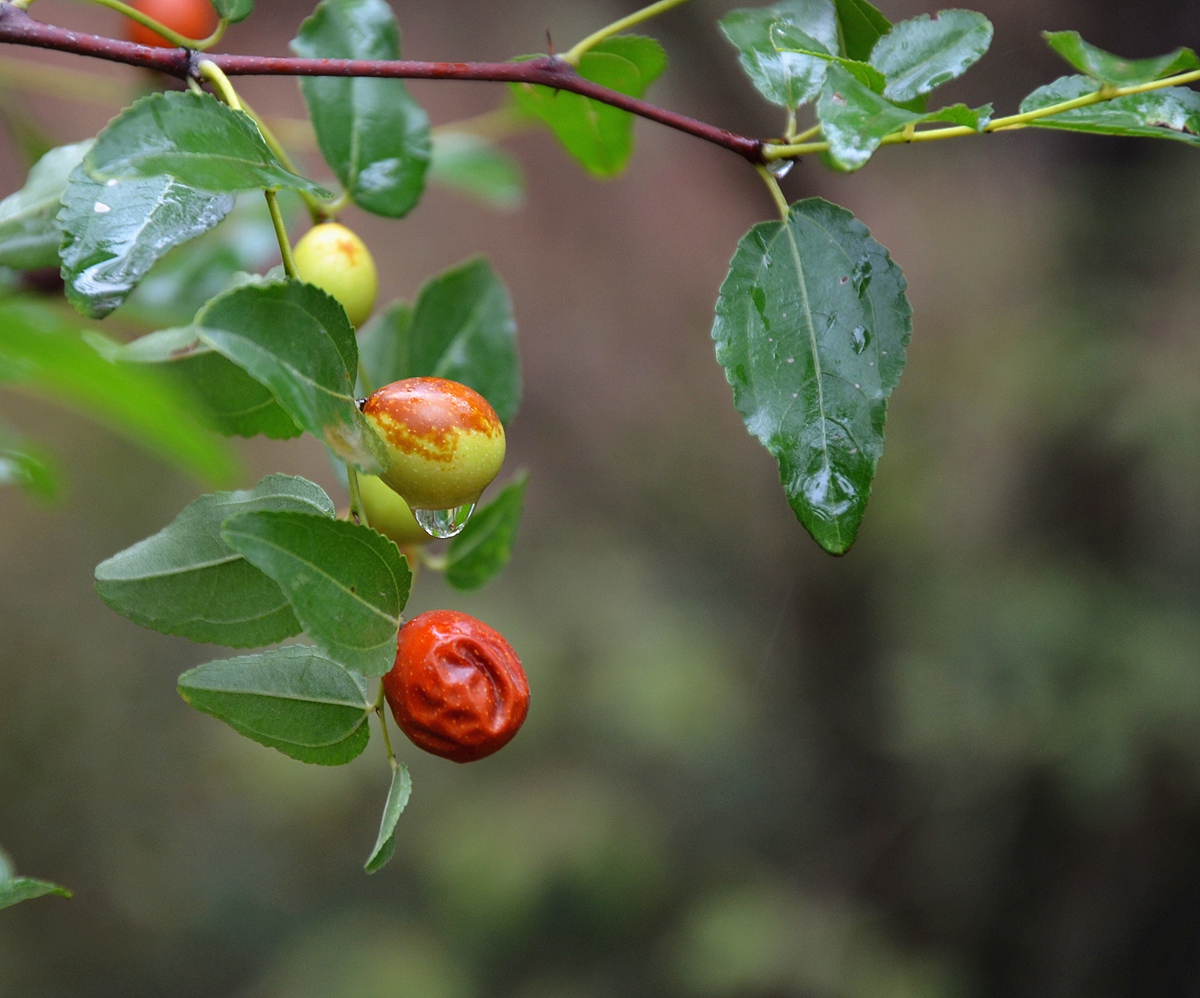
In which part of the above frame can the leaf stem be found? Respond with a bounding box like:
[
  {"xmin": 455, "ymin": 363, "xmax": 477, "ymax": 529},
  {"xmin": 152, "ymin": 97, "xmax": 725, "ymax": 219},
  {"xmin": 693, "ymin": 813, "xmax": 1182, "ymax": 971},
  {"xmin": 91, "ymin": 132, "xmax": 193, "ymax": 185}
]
[
  {"xmin": 757, "ymin": 165, "xmax": 791, "ymax": 220},
  {"xmin": 373, "ymin": 684, "xmax": 397, "ymax": 766},
  {"xmin": 238, "ymin": 97, "xmax": 331, "ymax": 223},
  {"xmin": 196, "ymin": 57, "xmax": 240, "ymax": 110},
  {"xmin": 563, "ymin": 0, "xmax": 691, "ymax": 64},
  {"xmin": 82, "ymin": 0, "xmax": 226, "ymax": 50}
]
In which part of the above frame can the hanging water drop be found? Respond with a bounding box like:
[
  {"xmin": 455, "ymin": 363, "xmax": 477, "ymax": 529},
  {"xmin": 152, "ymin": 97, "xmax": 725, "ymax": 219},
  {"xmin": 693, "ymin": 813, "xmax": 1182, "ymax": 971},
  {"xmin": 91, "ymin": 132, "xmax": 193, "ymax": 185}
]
[
  {"xmin": 850, "ymin": 326, "xmax": 871, "ymax": 354},
  {"xmin": 766, "ymin": 158, "xmax": 794, "ymax": 179},
  {"xmin": 851, "ymin": 256, "xmax": 873, "ymax": 295},
  {"xmin": 414, "ymin": 503, "xmax": 475, "ymax": 539}
]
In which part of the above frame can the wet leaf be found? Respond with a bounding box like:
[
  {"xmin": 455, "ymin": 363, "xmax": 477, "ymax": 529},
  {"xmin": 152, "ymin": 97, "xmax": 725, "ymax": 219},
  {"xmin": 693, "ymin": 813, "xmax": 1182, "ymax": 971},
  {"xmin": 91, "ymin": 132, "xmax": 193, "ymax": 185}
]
[
  {"xmin": 364, "ymin": 762, "xmax": 412, "ymax": 873},
  {"xmin": 834, "ymin": 0, "xmax": 891, "ymax": 61},
  {"xmin": 1043, "ymin": 31, "xmax": 1199, "ymax": 87},
  {"xmin": 292, "ymin": 0, "xmax": 431, "ymax": 218},
  {"xmin": 870, "ymin": 10, "xmax": 994, "ymax": 103},
  {"xmin": 720, "ymin": 0, "xmax": 839, "ymax": 109},
  {"xmin": 1021, "ymin": 75, "xmax": 1200, "ymax": 146},
  {"xmin": 712, "ymin": 198, "xmax": 911, "ymax": 554}
]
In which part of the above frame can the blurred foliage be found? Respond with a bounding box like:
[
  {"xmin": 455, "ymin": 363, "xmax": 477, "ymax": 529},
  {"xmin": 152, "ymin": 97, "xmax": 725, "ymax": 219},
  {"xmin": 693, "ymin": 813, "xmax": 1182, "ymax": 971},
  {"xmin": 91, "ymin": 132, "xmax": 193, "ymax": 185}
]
[{"xmin": 4, "ymin": 0, "xmax": 1200, "ymax": 996}]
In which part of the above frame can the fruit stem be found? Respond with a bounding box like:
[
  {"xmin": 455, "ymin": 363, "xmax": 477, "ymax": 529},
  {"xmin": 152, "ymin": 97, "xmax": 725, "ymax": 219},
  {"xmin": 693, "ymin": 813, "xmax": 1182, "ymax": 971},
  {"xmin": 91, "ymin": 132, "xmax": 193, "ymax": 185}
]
[
  {"xmin": 346, "ymin": 462, "xmax": 369, "ymax": 528},
  {"xmin": 238, "ymin": 97, "xmax": 331, "ymax": 224},
  {"xmin": 563, "ymin": 0, "xmax": 691, "ymax": 65},
  {"xmin": 264, "ymin": 190, "xmax": 299, "ymax": 280},
  {"xmin": 82, "ymin": 0, "xmax": 227, "ymax": 50}
]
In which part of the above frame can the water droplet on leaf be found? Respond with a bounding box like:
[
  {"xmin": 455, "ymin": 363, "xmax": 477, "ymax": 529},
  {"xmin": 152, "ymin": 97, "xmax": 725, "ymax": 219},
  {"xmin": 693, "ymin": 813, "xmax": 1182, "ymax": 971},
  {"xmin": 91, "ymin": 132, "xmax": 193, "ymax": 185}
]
[
  {"xmin": 851, "ymin": 326, "xmax": 871, "ymax": 354},
  {"xmin": 93, "ymin": 202, "xmax": 110, "ymax": 214},
  {"xmin": 851, "ymin": 256, "xmax": 873, "ymax": 295},
  {"xmin": 414, "ymin": 504, "xmax": 475, "ymax": 539}
]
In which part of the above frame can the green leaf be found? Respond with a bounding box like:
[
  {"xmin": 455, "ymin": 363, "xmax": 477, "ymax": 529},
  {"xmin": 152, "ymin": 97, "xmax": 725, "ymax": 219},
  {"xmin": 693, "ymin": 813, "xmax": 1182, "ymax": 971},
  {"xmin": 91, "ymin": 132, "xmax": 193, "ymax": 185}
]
[
  {"xmin": 291, "ymin": 0, "xmax": 431, "ymax": 218},
  {"xmin": 719, "ymin": 0, "xmax": 839, "ymax": 109},
  {"xmin": 430, "ymin": 132, "xmax": 524, "ymax": 210},
  {"xmin": 364, "ymin": 762, "xmax": 412, "ymax": 873},
  {"xmin": 0, "ymin": 878, "xmax": 72, "ymax": 911},
  {"xmin": 125, "ymin": 196, "xmax": 281, "ymax": 327},
  {"xmin": 1020, "ymin": 75, "xmax": 1200, "ymax": 146},
  {"xmin": 0, "ymin": 300, "xmax": 237, "ymax": 484},
  {"xmin": 869, "ymin": 10, "xmax": 994, "ymax": 103},
  {"xmin": 444, "ymin": 472, "xmax": 527, "ymax": 591},
  {"xmin": 195, "ymin": 280, "xmax": 386, "ymax": 471},
  {"xmin": 509, "ymin": 36, "xmax": 667, "ymax": 177},
  {"xmin": 58, "ymin": 165, "xmax": 235, "ymax": 319},
  {"xmin": 178, "ymin": 646, "xmax": 373, "ymax": 765},
  {"xmin": 1043, "ymin": 31, "xmax": 1199, "ymax": 87},
  {"xmin": 210, "ymin": 0, "xmax": 253, "ymax": 23},
  {"xmin": 834, "ymin": 0, "xmax": 891, "ymax": 61},
  {"xmin": 712, "ymin": 198, "xmax": 911, "ymax": 554},
  {"xmin": 0, "ymin": 140, "xmax": 91, "ymax": 270},
  {"xmin": 0, "ymin": 425, "xmax": 59, "ymax": 503},
  {"xmin": 221, "ymin": 511, "xmax": 411, "ymax": 675},
  {"xmin": 95, "ymin": 474, "xmax": 333, "ymax": 646},
  {"xmin": 358, "ymin": 257, "xmax": 521, "ymax": 423},
  {"xmin": 86, "ymin": 92, "xmax": 331, "ymax": 198},
  {"xmin": 93, "ymin": 326, "xmax": 301, "ymax": 440},
  {"xmin": 818, "ymin": 63, "xmax": 924, "ymax": 169}
]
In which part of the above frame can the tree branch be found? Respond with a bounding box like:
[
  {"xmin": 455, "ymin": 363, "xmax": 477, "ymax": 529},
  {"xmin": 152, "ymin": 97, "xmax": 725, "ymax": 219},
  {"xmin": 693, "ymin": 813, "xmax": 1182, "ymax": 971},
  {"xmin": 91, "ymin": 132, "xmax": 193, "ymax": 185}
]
[{"xmin": 0, "ymin": 3, "xmax": 764, "ymax": 163}]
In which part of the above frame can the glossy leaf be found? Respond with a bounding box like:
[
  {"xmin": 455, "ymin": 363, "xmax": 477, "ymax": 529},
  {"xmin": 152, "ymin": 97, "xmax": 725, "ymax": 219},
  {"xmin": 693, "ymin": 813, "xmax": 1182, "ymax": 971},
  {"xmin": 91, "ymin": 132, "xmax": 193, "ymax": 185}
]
[
  {"xmin": 95, "ymin": 474, "xmax": 333, "ymax": 646},
  {"xmin": 430, "ymin": 132, "xmax": 524, "ymax": 210},
  {"xmin": 58, "ymin": 165, "xmax": 235, "ymax": 319},
  {"xmin": 870, "ymin": 10, "xmax": 994, "ymax": 103},
  {"xmin": 444, "ymin": 472, "xmax": 527, "ymax": 591},
  {"xmin": 358, "ymin": 257, "xmax": 521, "ymax": 423},
  {"xmin": 1020, "ymin": 75, "xmax": 1200, "ymax": 146},
  {"xmin": 86, "ymin": 92, "xmax": 330, "ymax": 198},
  {"xmin": 210, "ymin": 0, "xmax": 253, "ymax": 22},
  {"xmin": 195, "ymin": 281, "xmax": 386, "ymax": 471},
  {"xmin": 712, "ymin": 198, "xmax": 911, "ymax": 554},
  {"xmin": 0, "ymin": 426, "xmax": 59, "ymax": 502},
  {"xmin": 364, "ymin": 762, "xmax": 412, "ymax": 873},
  {"xmin": 1043, "ymin": 31, "xmax": 1199, "ymax": 87},
  {"xmin": 720, "ymin": 0, "xmax": 839, "ymax": 108},
  {"xmin": 93, "ymin": 326, "xmax": 301, "ymax": 440},
  {"xmin": 0, "ymin": 140, "xmax": 90, "ymax": 270},
  {"xmin": 509, "ymin": 36, "xmax": 666, "ymax": 177},
  {"xmin": 0, "ymin": 878, "xmax": 72, "ymax": 911},
  {"xmin": 0, "ymin": 300, "xmax": 237, "ymax": 484},
  {"xmin": 178, "ymin": 646, "xmax": 373, "ymax": 765},
  {"xmin": 818, "ymin": 64, "xmax": 922, "ymax": 169},
  {"xmin": 834, "ymin": 0, "xmax": 891, "ymax": 61},
  {"xmin": 221, "ymin": 511, "xmax": 411, "ymax": 675},
  {"xmin": 291, "ymin": 0, "xmax": 431, "ymax": 218}
]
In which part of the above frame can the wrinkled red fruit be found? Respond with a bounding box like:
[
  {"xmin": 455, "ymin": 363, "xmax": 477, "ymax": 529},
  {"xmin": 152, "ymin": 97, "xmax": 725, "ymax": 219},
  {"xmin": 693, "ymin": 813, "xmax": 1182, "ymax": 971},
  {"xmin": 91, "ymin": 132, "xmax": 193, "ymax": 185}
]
[{"xmin": 383, "ymin": 610, "xmax": 529, "ymax": 763}]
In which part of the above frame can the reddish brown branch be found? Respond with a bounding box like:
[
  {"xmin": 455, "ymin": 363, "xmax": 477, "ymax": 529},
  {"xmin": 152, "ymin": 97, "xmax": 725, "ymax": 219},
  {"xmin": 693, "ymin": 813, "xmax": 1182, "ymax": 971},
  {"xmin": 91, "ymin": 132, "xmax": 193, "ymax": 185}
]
[{"xmin": 0, "ymin": 3, "xmax": 764, "ymax": 163}]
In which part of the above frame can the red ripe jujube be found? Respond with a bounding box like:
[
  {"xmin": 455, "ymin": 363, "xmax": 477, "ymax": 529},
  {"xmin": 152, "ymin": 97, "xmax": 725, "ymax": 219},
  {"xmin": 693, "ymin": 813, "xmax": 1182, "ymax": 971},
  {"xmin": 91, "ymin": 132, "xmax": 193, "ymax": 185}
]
[{"xmin": 383, "ymin": 610, "xmax": 529, "ymax": 763}]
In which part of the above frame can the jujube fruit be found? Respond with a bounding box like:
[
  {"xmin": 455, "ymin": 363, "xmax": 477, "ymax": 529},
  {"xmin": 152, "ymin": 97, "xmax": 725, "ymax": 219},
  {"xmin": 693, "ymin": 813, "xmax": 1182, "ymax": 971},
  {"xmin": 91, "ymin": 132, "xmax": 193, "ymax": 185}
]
[
  {"xmin": 384, "ymin": 610, "xmax": 529, "ymax": 763},
  {"xmin": 125, "ymin": 0, "xmax": 219, "ymax": 47},
  {"xmin": 359, "ymin": 473, "xmax": 433, "ymax": 546},
  {"xmin": 293, "ymin": 222, "xmax": 378, "ymax": 328},
  {"xmin": 361, "ymin": 377, "xmax": 505, "ymax": 511}
]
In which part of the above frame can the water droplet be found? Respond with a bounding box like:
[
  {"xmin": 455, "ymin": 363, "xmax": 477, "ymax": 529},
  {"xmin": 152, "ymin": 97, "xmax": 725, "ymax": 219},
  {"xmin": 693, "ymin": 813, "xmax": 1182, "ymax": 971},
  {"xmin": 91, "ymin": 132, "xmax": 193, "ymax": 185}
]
[
  {"xmin": 93, "ymin": 202, "xmax": 110, "ymax": 214},
  {"xmin": 105, "ymin": 178, "xmax": 118, "ymax": 187},
  {"xmin": 853, "ymin": 383, "xmax": 860, "ymax": 389},
  {"xmin": 414, "ymin": 504, "xmax": 475, "ymax": 539},
  {"xmin": 851, "ymin": 256, "xmax": 873, "ymax": 296},
  {"xmin": 786, "ymin": 357, "xmax": 795, "ymax": 363},
  {"xmin": 850, "ymin": 326, "xmax": 871, "ymax": 354},
  {"xmin": 766, "ymin": 159, "xmax": 794, "ymax": 179}
]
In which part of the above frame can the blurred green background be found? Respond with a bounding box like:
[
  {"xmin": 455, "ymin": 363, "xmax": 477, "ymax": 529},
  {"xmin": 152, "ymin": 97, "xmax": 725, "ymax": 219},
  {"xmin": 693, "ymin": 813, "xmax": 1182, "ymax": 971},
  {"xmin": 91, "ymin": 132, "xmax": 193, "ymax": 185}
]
[{"xmin": 4, "ymin": 0, "xmax": 1200, "ymax": 994}]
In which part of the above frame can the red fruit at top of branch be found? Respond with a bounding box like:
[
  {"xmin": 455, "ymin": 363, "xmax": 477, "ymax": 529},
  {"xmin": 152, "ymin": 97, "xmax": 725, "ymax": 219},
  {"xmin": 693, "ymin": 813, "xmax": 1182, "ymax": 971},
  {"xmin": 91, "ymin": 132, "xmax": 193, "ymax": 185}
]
[
  {"xmin": 125, "ymin": 0, "xmax": 219, "ymax": 47},
  {"xmin": 383, "ymin": 610, "xmax": 529, "ymax": 763}
]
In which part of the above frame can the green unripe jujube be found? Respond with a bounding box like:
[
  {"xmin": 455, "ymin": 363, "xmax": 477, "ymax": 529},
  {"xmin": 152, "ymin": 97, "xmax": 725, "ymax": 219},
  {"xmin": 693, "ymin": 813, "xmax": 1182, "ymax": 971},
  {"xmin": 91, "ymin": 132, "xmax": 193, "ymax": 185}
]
[
  {"xmin": 293, "ymin": 222, "xmax": 378, "ymax": 328},
  {"xmin": 359, "ymin": 473, "xmax": 433, "ymax": 546}
]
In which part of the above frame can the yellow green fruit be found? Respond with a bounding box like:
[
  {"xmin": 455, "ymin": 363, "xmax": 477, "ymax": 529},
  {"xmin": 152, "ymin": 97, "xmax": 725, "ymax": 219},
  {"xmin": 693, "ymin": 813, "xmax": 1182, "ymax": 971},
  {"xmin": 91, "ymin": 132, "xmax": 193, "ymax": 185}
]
[
  {"xmin": 359, "ymin": 473, "xmax": 432, "ymax": 546},
  {"xmin": 293, "ymin": 222, "xmax": 378, "ymax": 327},
  {"xmin": 361, "ymin": 377, "xmax": 505, "ymax": 511}
]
